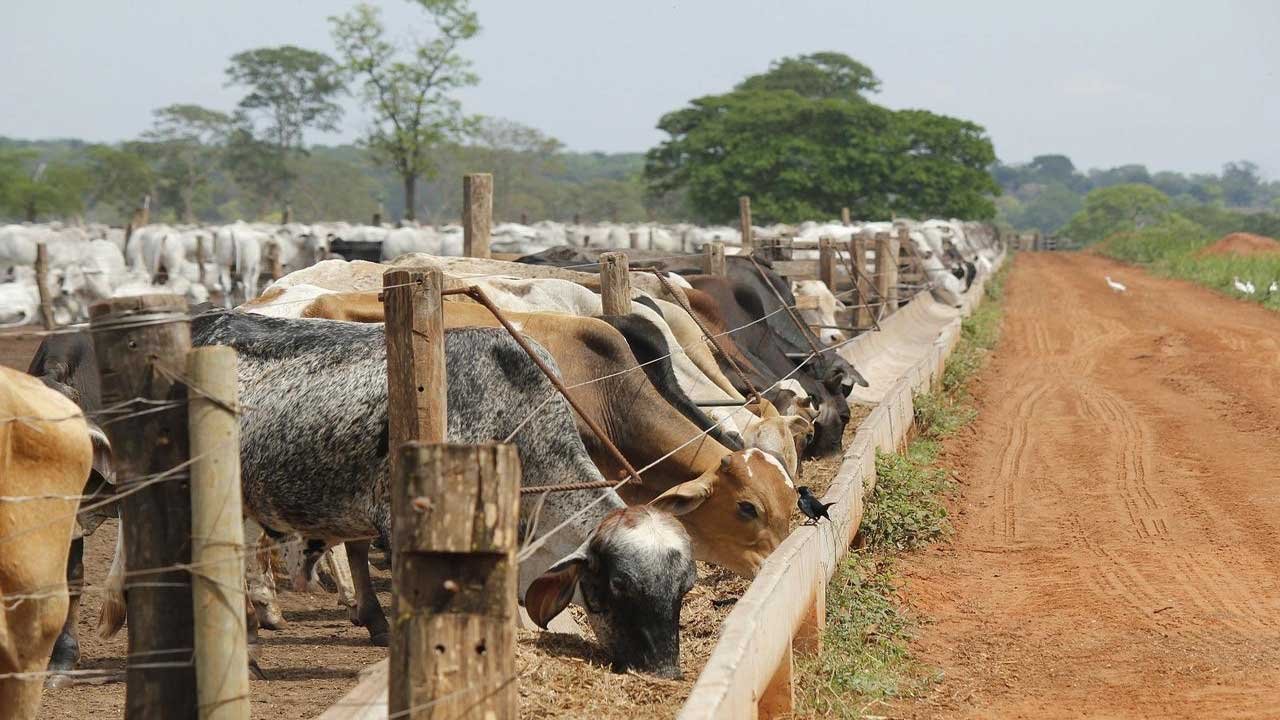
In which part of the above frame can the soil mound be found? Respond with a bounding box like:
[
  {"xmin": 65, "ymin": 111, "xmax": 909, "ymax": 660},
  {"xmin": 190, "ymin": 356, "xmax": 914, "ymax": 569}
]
[{"xmin": 1197, "ymin": 232, "xmax": 1280, "ymax": 257}]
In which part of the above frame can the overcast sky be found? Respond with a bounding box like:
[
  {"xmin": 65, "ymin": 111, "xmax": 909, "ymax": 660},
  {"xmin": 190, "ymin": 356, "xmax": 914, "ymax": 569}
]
[{"xmin": 3, "ymin": 1, "xmax": 1276, "ymax": 176}]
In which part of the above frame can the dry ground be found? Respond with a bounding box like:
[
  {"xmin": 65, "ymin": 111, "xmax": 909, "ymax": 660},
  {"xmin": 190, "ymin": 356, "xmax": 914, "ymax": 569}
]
[{"xmin": 891, "ymin": 252, "xmax": 1280, "ymax": 719}]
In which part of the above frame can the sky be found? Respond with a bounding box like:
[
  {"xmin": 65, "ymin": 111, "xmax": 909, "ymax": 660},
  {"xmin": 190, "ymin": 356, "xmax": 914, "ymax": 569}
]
[{"xmin": 2, "ymin": 0, "xmax": 1277, "ymax": 176}]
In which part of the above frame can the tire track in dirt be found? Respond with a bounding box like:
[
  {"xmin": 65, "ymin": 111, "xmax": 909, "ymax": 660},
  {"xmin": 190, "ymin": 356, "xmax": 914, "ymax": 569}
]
[{"xmin": 892, "ymin": 252, "xmax": 1280, "ymax": 719}]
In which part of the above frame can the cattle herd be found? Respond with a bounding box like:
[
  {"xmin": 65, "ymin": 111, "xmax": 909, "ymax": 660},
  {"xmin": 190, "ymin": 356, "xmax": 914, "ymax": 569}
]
[{"xmin": 0, "ymin": 215, "xmax": 999, "ymax": 717}]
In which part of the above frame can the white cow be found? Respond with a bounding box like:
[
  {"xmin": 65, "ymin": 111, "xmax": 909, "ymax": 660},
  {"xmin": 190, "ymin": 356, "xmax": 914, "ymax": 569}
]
[{"xmin": 792, "ymin": 280, "xmax": 848, "ymax": 345}]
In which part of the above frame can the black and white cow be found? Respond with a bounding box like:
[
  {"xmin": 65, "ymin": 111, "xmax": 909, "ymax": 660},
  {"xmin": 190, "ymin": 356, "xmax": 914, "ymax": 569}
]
[{"xmin": 184, "ymin": 312, "xmax": 695, "ymax": 677}]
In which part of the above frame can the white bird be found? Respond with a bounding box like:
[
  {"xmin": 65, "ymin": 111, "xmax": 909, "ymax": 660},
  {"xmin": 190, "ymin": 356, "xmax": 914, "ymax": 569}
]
[
  {"xmin": 1233, "ymin": 276, "xmax": 1255, "ymax": 295},
  {"xmin": 1270, "ymin": 280, "xmax": 1279, "ymax": 294},
  {"xmin": 1105, "ymin": 275, "xmax": 1127, "ymax": 293}
]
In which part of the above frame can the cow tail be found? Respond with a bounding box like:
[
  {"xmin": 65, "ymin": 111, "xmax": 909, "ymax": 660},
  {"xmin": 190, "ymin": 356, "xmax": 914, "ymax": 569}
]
[
  {"xmin": 231, "ymin": 230, "xmax": 240, "ymax": 276},
  {"xmin": 97, "ymin": 528, "xmax": 127, "ymax": 639}
]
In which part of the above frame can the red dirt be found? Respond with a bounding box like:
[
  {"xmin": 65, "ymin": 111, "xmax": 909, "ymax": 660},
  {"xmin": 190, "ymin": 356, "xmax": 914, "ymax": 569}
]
[
  {"xmin": 890, "ymin": 252, "xmax": 1280, "ymax": 719},
  {"xmin": 1196, "ymin": 232, "xmax": 1280, "ymax": 257}
]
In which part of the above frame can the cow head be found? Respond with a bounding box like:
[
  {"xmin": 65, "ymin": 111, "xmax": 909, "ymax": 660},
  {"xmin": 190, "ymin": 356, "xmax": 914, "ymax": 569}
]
[
  {"xmin": 741, "ymin": 399, "xmax": 813, "ymax": 480},
  {"xmin": 526, "ymin": 506, "xmax": 695, "ymax": 679},
  {"xmin": 649, "ymin": 449, "xmax": 795, "ymax": 578},
  {"xmin": 0, "ymin": 276, "xmax": 41, "ymax": 326}
]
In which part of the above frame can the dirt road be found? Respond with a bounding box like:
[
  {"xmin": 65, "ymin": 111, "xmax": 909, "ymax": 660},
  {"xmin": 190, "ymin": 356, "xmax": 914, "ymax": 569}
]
[{"xmin": 893, "ymin": 253, "xmax": 1280, "ymax": 719}]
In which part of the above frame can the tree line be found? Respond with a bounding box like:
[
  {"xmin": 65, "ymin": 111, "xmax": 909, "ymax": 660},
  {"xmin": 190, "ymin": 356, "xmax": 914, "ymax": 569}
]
[{"xmin": 995, "ymin": 154, "xmax": 1280, "ymax": 236}]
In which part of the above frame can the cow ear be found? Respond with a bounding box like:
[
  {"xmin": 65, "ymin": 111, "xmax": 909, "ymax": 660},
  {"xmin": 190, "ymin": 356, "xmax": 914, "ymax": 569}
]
[
  {"xmin": 87, "ymin": 422, "xmax": 115, "ymax": 484},
  {"xmin": 758, "ymin": 399, "xmax": 780, "ymax": 419},
  {"xmin": 785, "ymin": 416, "xmax": 812, "ymax": 439},
  {"xmin": 526, "ymin": 553, "xmax": 586, "ymax": 629},
  {"xmin": 650, "ymin": 477, "xmax": 714, "ymax": 517}
]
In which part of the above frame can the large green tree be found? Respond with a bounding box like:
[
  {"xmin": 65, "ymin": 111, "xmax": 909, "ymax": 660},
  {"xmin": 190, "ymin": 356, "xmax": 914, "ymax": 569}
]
[
  {"xmin": 736, "ymin": 52, "xmax": 880, "ymax": 101},
  {"xmin": 1062, "ymin": 184, "xmax": 1172, "ymax": 244},
  {"xmin": 225, "ymin": 46, "xmax": 345, "ymax": 214},
  {"xmin": 645, "ymin": 53, "xmax": 998, "ymax": 223},
  {"xmin": 142, "ymin": 104, "xmax": 233, "ymax": 222},
  {"xmin": 330, "ymin": 0, "xmax": 479, "ymax": 222}
]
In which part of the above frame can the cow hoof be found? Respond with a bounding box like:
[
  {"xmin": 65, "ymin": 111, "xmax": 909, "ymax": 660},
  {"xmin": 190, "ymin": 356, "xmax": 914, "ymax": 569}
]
[
  {"xmin": 44, "ymin": 673, "xmax": 75, "ymax": 689},
  {"xmin": 254, "ymin": 603, "xmax": 287, "ymax": 631},
  {"xmin": 370, "ymin": 632, "xmax": 391, "ymax": 647}
]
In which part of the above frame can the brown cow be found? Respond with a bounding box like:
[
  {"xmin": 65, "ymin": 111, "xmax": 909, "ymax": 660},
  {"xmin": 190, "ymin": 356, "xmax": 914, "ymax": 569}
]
[
  {"xmin": 296, "ymin": 292, "xmax": 796, "ymax": 577},
  {"xmin": 0, "ymin": 367, "xmax": 92, "ymax": 718}
]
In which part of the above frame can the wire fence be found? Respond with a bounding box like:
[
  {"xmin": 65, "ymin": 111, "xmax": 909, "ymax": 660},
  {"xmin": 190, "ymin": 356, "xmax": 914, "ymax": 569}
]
[{"xmin": 0, "ymin": 243, "xmax": 954, "ymax": 714}]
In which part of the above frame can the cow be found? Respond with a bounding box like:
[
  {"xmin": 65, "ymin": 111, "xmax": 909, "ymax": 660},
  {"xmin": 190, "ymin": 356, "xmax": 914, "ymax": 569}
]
[
  {"xmin": 677, "ymin": 274, "xmax": 854, "ymax": 456},
  {"xmin": 0, "ymin": 367, "xmax": 94, "ymax": 718},
  {"xmin": 24, "ymin": 332, "xmax": 115, "ymax": 686},
  {"xmin": 792, "ymin": 279, "xmax": 848, "ymax": 346},
  {"xmin": 281, "ymin": 292, "xmax": 796, "ymax": 574},
  {"xmin": 103, "ymin": 312, "xmax": 702, "ymax": 675}
]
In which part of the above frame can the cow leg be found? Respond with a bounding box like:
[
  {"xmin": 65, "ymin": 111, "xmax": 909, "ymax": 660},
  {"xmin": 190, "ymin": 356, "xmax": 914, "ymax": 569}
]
[
  {"xmin": 243, "ymin": 593, "xmax": 266, "ymax": 680},
  {"xmin": 344, "ymin": 540, "xmax": 389, "ymax": 646},
  {"xmin": 242, "ymin": 518, "xmax": 286, "ymax": 630},
  {"xmin": 43, "ymin": 536, "xmax": 84, "ymax": 688},
  {"xmin": 318, "ymin": 544, "xmax": 359, "ymax": 623}
]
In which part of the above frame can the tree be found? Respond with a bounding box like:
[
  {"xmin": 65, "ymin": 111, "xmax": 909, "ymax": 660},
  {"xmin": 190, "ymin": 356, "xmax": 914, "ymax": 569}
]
[
  {"xmin": 645, "ymin": 53, "xmax": 998, "ymax": 223},
  {"xmin": 331, "ymin": 1, "xmax": 479, "ymax": 222},
  {"xmin": 1088, "ymin": 164, "xmax": 1151, "ymax": 189},
  {"xmin": 289, "ymin": 151, "xmax": 381, "ymax": 221},
  {"xmin": 142, "ymin": 104, "xmax": 233, "ymax": 222},
  {"xmin": 736, "ymin": 52, "xmax": 880, "ymax": 101},
  {"xmin": 83, "ymin": 144, "xmax": 155, "ymax": 220},
  {"xmin": 0, "ymin": 150, "xmax": 88, "ymax": 221},
  {"xmin": 1002, "ymin": 182, "xmax": 1082, "ymax": 233},
  {"xmin": 225, "ymin": 46, "xmax": 345, "ymax": 213},
  {"xmin": 1062, "ymin": 184, "xmax": 1172, "ymax": 244},
  {"xmin": 1220, "ymin": 160, "xmax": 1264, "ymax": 208},
  {"xmin": 222, "ymin": 127, "xmax": 286, "ymax": 218}
]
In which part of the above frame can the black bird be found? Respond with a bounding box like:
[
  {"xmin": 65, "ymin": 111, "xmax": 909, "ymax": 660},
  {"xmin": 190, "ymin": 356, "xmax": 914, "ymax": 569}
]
[{"xmin": 797, "ymin": 486, "xmax": 836, "ymax": 524}]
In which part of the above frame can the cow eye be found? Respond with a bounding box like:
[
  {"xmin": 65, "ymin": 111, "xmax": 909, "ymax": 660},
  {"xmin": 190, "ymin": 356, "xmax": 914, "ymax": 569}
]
[{"xmin": 737, "ymin": 501, "xmax": 759, "ymax": 520}]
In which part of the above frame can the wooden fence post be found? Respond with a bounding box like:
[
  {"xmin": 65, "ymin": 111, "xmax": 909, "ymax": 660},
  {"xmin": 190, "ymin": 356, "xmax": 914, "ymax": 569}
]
[
  {"xmin": 187, "ymin": 346, "xmax": 250, "ymax": 720},
  {"xmin": 519, "ymin": 211, "xmax": 528, "ymax": 225},
  {"xmin": 600, "ymin": 252, "xmax": 631, "ymax": 316},
  {"xmin": 738, "ymin": 196, "xmax": 753, "ymax": 252},
  {"xmin": 793, "ymin": 582, "xmax": 826, "ymax": 657},
  {"xmin": 139, "ymin": 194, "xmax": 151, "ymax": 229},
  {"xmin": 840, "ymin": 207, "xmax": 851, "ymax": 226},
  {"xmin": 818, "ymin": 236, "xmax": 836, "ymax": 292},
  {"xmin": 382, "ymin": 268, "xmax": 448, "ymax": 459},
  {"xmin": 282, "ymin": 204, "xmax": 292, "ymax": 225},
  {"xmin": 89, "ymin": 294, "xmax": 196, "ymax": 719},
  {"xmin": 267, "ymin": 243, "xmax": 283, "ymax": 281},
  {"xmin": 34, "ymin": 242, "xmax": 55, "ymax": 329},
  {"xmin": 852, "ymin": 232, "xmax": 872, "ymax": 330},
  {"xmin": 758, "ymin": 636, "xmax": 794, "ymax": 719},
  {"xmin": 703, "ymin": 241, "xmax": 726, "ymax": 276},
  {"xmin": 628, "ymin": 230, "xmax": 641, "ymax": 250},
  {"xmin": 875, "ymin": 232, "xmax": 899, "ymax": 317},
  {"xmin": 195, "ymin": 236, "xmax": 207, "ymax": 287},
  {"xmin": 390, "ymin": 443, "xmax": 520, "ymax": 720},
  {"xmin": 373, "ymin": 202, "xmax": 384, "ymax": 227},
  {"xmin": 463, "ymin": 173, "xmax": 493, "ymax": 259}
]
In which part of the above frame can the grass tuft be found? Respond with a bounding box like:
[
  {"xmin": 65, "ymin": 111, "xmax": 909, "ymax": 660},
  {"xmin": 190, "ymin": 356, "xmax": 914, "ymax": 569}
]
[
  {"xmin": 794, "ymin": 552, "xmax": 933, "ymax": 718},
  {"xmin": 794, "ymin": 259, "xmax": 1010, "ymax": 718}
]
